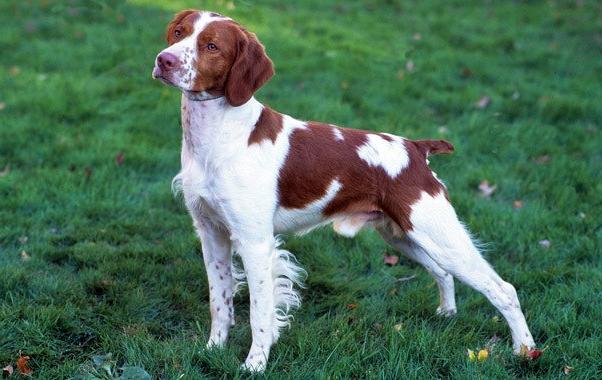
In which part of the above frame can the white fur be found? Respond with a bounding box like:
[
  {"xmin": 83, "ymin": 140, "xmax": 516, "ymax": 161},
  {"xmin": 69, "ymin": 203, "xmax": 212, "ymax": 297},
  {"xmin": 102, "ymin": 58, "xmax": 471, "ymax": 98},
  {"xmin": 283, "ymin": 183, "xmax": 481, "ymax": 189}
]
[
  {"xmin": 356, "ymin": 134, "xmax": 410, "ymax": 178},
  {"xmin": 331, "ymin": 125, "xmax": 344, "ymax": 141}
]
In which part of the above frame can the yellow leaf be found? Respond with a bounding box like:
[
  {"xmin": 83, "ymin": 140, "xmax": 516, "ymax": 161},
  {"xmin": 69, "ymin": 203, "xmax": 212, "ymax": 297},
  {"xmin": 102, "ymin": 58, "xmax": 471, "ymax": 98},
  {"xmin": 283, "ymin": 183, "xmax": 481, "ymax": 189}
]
[
  {"xmin": 467, "ymin": 349, "xmax": 475, "ymax": 362},
  {"xmin": 477, "ymin": 349, "xmax": 489, "ymax": 362}
]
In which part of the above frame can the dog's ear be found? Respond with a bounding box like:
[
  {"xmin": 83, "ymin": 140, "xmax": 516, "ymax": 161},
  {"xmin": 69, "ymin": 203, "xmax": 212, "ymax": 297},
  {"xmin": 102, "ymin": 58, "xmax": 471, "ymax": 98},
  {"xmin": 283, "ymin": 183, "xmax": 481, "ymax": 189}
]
[
  {"xmin": 225, "ymin": 28, "xmax": 274, "ymax": 107},
  {"xmin": 166, "ymin": 9, "xmax": 198, "ymax": 44}
]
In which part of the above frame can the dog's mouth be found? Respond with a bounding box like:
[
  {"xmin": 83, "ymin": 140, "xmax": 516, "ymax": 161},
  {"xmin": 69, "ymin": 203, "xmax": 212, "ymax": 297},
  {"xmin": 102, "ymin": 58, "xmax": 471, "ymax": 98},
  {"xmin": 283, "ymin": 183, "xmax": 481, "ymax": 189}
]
[{"xmin": 152, "ymin": 66, "xmax": 176, "ymax": 86}]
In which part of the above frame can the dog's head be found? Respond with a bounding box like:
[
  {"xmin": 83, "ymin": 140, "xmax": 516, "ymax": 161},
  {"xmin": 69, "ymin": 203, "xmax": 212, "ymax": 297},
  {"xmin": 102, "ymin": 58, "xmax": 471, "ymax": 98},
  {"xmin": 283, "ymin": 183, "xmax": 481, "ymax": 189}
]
[{"xmin": 152, "ymin": 10, "xmax": 274, "ymax": 106}]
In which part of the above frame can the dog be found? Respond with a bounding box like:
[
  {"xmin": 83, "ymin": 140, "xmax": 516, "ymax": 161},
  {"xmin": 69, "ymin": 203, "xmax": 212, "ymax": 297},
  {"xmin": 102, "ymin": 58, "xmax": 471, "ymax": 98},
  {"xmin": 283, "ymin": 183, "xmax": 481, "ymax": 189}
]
[{"xmin": 152, "ymin": 9, "xmax": 536, "ymax": 371}]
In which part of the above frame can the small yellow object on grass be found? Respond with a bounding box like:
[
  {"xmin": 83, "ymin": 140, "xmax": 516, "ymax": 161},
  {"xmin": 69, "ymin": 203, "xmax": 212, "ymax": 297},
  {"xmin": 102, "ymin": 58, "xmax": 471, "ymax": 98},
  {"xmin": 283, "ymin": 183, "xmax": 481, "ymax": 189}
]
[{"xmin": 467, "ymin": 349, "xmax": 489, "ymax": 362}]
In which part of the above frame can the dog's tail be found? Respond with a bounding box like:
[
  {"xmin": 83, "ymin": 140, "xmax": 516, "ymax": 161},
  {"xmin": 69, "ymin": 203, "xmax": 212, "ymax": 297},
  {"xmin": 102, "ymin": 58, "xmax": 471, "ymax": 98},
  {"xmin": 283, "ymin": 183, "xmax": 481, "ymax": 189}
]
[{"xmin": 412, "ymin": 139, "xmax": 454, "ymax": 158}]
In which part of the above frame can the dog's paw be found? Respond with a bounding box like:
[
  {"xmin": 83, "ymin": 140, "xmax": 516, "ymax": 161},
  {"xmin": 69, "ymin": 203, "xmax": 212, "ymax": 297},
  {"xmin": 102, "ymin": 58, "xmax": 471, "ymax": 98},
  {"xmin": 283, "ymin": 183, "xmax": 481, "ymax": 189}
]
[
  {"xmin": 436, "ymin": 305, "xmax": 457, "ymax": 317},
  {"xmin": 240, "ymin": 356, "xmax": 266, "ymax": 373}
]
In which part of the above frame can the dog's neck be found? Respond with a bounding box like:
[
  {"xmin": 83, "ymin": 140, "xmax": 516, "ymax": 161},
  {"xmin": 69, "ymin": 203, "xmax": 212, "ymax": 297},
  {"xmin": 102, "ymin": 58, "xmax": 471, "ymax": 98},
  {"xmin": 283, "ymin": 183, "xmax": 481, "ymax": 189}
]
[{"xmin": 180, "ymin": 94, "xmax": 263, "ymax": 162}]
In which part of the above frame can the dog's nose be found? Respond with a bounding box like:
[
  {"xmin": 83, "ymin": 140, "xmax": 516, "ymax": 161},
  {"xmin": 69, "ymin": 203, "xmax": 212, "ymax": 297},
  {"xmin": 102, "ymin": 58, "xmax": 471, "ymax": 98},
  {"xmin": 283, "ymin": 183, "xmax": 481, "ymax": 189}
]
[{"xmin": 157, "ymin": 52, "xmax": 179, "ymax": 71}]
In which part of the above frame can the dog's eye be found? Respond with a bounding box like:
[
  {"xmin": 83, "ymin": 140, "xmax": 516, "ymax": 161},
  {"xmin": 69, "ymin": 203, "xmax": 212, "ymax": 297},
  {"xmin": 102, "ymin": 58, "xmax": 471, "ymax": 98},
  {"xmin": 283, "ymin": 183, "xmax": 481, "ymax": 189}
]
[
  {"xmin": 207, "ymin": 43, "xmax": 217, "ymax": 51},
  {"xmin": 174, "ymin": 29, "xmax": 182, "ymax": 38}
]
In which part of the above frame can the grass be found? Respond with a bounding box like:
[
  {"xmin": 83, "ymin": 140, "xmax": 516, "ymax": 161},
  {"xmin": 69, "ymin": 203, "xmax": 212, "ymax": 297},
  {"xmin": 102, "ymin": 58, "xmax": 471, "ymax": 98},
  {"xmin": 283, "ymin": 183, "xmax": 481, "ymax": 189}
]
[{"xmin": 0, "ymin": 0, "xmax": 601, "ymax": 378}]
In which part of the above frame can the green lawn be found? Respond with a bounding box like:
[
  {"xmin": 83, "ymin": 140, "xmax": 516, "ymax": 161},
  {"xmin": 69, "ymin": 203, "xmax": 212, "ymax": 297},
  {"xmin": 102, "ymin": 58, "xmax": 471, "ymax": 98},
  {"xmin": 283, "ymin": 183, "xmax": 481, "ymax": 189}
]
[{"xmin": 1, "ymin": 0, "xmax": 601, "ymax": 378}]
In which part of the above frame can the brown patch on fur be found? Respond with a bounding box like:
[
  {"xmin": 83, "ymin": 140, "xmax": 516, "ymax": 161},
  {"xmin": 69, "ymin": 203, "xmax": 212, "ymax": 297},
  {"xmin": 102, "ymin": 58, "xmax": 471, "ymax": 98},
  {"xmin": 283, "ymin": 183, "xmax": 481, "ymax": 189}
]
[
  {"xmin": 278, "ymin": 123, "xmax": 449, "ymax": 232},
  {"xmin": 248, "ymin": 107, "xmax": 283, "ymax": 145},
  {"xmin": 166, "ymin": 10, "xmax": 199, "ymax": 45}
]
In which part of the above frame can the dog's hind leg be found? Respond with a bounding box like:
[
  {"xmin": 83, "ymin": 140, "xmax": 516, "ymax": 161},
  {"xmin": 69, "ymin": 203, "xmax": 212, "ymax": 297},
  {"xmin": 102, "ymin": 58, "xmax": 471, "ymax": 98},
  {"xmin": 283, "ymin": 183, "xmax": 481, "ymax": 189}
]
[
  {"xmin": 404, "ymin": 191, "xmax": 535, "ymax": 353},
  {"xmin": 376, "ymin": 220, "xmax": 457, "ymax": 316}
]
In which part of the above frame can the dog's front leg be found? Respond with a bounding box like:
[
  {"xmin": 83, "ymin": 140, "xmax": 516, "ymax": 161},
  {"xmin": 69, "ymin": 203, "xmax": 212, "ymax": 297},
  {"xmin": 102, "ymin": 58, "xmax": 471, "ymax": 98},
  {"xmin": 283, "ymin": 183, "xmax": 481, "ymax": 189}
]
[
  {"xmin": 194, "ymin": 217, "xmax": 235, "ymax": 348},
  {"xmin": 235, "ymin": 237, "xmax": 276, "ymax": 372}
]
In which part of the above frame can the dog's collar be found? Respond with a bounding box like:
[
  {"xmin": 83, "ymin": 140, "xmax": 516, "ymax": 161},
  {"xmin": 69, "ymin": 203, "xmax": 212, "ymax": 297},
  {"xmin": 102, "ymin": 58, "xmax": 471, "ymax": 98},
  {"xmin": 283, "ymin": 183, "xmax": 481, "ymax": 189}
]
[{"xmin": 184, "ymin": 91, "xmax": 224, "ymax": 102}]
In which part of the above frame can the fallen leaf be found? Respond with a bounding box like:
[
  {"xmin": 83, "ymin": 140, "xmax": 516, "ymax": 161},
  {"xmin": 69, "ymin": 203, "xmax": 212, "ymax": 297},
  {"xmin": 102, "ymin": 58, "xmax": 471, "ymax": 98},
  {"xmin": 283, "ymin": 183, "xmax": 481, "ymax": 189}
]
[
  {"xmin": 396, "ymin": 69, "xmax": 404, "ymax": 80},
  {"xmin": 467, "ymin": 349, "xmax": 476, "ymax": 362},
  {"xmin": 477, "ymin": 349, "xmax": 489, "ymax": 362},
  {"xmin": 0, "ymin": 165, "xmax": 9, "ymax": 177},
  {"xmin": 528, "ymin": 348, "xmax": 543, "ymax": 360},
  {"xmin": 2, "ymin": 365, "xmax": 13, "ymax": 378},
  {"xmin": 20, "ymin": 251, "xmax": 31, "ymax": 261},
  {"xmin": 393, "ymin": 323, "xmax": 403, "ymax": 332},
  {"xmin": 346, "ymin": 303, "xmax": 357, "ymax": 310},
  {"xmin": 513, "ymin": 200, "xmax": 523, "ymax": 209},
  {"xmin": 0, "ymin": 102, "xmax": 5, "ymax": 111},
  {"xmin": 539, "ymin": 239, "xmax": 551, "ymax": 248},
  {"xmin": 476, "ymin": 96, "xmax": 491, "ymax": 109},
  {"xmin": 115, "ymin": 152, "xmax": 125, "ymax": 165},
  {"xmin": 383, "ymin": 253, "xmax": 399, "ymax": 266},
  {"xmin": 16, "ymin": 355, "xmax": 31, "ymax": 375},
  {"xmin": 405, "ymin": 60, "xmax": 415, "ymax": 72},
  {"xmin": 478, "ymin": 180, "xmax": 497, "ymax": 198},
  {"xmin": 519, "ymin": 345, "xmax": 544, "ymax": 361},
  {"xmin": 563, "ymin": 365, "xmax": 574, "ymax": 375}
]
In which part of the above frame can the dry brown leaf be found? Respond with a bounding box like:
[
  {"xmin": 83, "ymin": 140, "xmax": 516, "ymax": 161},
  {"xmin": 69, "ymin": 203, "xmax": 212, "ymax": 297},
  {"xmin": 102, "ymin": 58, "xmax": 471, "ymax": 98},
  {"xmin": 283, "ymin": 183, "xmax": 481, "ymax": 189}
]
[
  {"xmin": 20, "ymin": 251, "xmax": 31, "ymax": 261},
  {"xmin": 2, "ymin": 364, "xmax": 13, "ymax": 378},
  {"xmin": 478, "ymin": 180, "xmax": 497, "ymax": 198},
  {"xmin": 519, "ymin": 345, "xmax": 544, "ymax": 361},
  {"xmin": 396, "ymin": 69, "xmax": 404, "ymax": 80},
  {"xmin": 476, "ymin": 96, "xmax": 491, "ymax": 109},
  {"xmin": 115, "ymin": 152, "xmax": 125, "ymax": 166},
  {"xmin": 16, "ymin": 355, "xmax": 32, "ymax": 375},
  {"xmin": 346, "ymin": 303, "xmax": 357, "ymax": 310},
  {"xmin": 383, "ymin": 253, "xmax": 399, "ymax": 266},
  {"xmin": 533, "ymin": 155, "xmax": 550, "ymax": 164}
]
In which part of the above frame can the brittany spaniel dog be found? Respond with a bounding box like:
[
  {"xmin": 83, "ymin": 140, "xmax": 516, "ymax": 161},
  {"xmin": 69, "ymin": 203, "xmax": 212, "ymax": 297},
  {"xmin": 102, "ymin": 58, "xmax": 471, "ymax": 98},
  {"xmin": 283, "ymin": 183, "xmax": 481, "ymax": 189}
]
[{"xmin": 152, "ymin": 10, "xmax": 536, "ymax": 371}]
